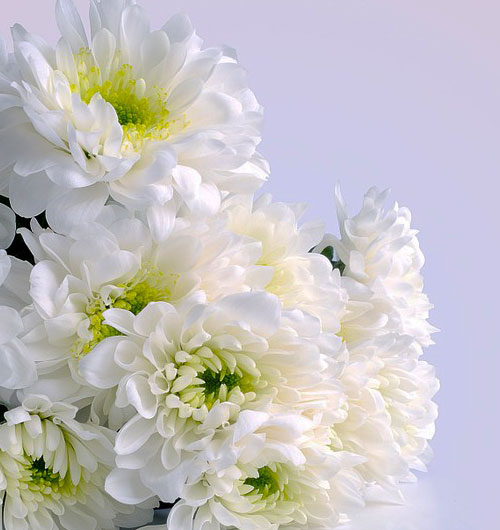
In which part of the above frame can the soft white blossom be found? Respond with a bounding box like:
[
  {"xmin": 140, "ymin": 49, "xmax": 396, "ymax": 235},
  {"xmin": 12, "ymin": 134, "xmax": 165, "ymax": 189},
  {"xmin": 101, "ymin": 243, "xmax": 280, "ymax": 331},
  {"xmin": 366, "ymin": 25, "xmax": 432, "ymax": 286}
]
[
  {"xmin": 79, "ymin": 291, "xmax": 345, "ymax": 505},
  {"xmin": 320, "ymin": 186, "xmax": 437, "ymax": 347},
  {"xmin": 317, "ymin": 186, "xmax": 439, "ymax": 497},
  {"xmin": 224, "ymin": 194, "xmax": 346, "ymax": 332},
  {"xmin": 0, "ymin": 394, "xmax": 155, "ymax": 530},
  {"xmin": 139, "ymin": 412, "xmax": 364, "ymax": 530},
  {"xmin": 0, "ymin": 0, "xmax": 267, "ymax": 238},
  {"xmin": 18, "ymin": 206, "xmax": 271, "ymax": 416}
]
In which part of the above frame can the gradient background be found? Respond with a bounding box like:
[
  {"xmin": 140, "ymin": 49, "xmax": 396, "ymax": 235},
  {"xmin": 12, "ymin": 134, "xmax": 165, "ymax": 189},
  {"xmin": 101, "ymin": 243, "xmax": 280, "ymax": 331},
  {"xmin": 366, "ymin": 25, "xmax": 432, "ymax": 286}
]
[{"xmin": 1, "ymin": 1, "xmax": 498, "ymax": 528}]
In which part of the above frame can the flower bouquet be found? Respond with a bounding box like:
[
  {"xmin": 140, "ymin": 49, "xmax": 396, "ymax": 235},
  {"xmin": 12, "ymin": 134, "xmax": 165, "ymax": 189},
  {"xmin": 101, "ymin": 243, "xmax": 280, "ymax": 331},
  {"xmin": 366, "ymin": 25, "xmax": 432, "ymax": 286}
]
[{"xmin": 0, "ymin": 1, "xmax": 439, "ymax": 529}]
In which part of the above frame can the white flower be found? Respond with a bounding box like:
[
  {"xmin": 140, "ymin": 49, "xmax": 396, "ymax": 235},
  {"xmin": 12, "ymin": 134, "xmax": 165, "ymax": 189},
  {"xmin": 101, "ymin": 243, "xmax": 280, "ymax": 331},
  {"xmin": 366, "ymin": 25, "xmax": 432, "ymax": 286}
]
[
  {"xmin": 0, "ymin": 0, "xmax": 267, "ymax": 238},
  {"xmin": 317, "ymin": 186, "xmax": 439, "ymax": 497},
  {"xmin": 0, "ymin": 203, "xmax": 15, "ymax": 249},
  {"xmin": 0, "ymin": 394, "xmax": 155, "ymax": 530},
  {"xmin": 79, "ymin": 291, "xmax": 345, "ymax": 505},
  {"xmin": 0, "ymin": 251, "xmax": 36, "ymax": 390},
  {"xmin": 320, "ymin": 185, "xmax": 437, "ymax": 347},
  {"xmin": 19, "ymin": 207, "xmax": 271, "ymax": 415},
  {"xmin": 141, "ymin": 412, "xmax": 364, "ymax": 530},
  {"xmin": 224, "ymin": 194, "xmax": 346, "ymax": 332}
]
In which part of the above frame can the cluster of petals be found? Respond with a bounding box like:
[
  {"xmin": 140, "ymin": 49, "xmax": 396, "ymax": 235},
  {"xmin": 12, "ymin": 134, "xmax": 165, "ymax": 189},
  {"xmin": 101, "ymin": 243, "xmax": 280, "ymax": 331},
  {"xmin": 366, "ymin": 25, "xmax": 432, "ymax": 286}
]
[
  {"xmin": 0, "ymin": 0, "xmax": 267, "ymax": 238},
  {"xmin": 0, "ymin": 394, "xmax": 154, "ymax": 530},
  {"xmin": 0, "ymin": 1, "xmax": 439, "ymax": 529},
  {"xmin": 316, "ymin": 186, "xmax": 439, "ymax": 499}
]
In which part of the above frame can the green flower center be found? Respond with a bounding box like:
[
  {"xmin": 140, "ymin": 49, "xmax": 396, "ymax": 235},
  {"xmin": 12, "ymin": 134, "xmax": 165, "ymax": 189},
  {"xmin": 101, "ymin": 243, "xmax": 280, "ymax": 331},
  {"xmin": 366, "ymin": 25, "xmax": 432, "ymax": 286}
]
[
  {"xmin": 157, "ymin": 344, "xmax": 269, "ymax": 424},
  {"xmin": 72, "ymin": 49, "xmax": 187, "ymax": 151},
  {"xmin": 75, "ymin": 270, "xmax": 174, "ymax": 358},
  {"xmin": 201, "ymin": 369, "xmax": 242, "ymax": 401},
  {"xmin": 244, "ymin": 466, "xmax": 282, "ymax": 497},
  {"xmin": 29, "ymin": 457, "xmax": 63, "ymax": 492}
]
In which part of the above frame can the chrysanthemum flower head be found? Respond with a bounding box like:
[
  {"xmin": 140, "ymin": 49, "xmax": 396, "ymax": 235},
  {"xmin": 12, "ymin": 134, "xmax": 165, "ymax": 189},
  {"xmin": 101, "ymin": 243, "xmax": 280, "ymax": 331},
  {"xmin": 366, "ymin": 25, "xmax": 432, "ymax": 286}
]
[
  {"xmin": 317, "ymin": 186, "xmax": 439, "ymax": 498},
  {"xmin": 0, "ymin": 0, "xmax": 267, "ymax": 238},
  {"xmin": 19, "ymin": 206, "xmax": 272, "ymax": 414},
  {"xmin": 79, "ymin": 291, "xmax": 345, "ymax": 505},
  {"xmin": 0, "ymin": 394, "xmax": 155, "ymax": 530},
  {"xmin": 160, "ymin": 412, "xmax": 365, "ymax": 530},
  {"xmin": 322, "ymin": 185, "xmax": 438, "ymax": 347},
  {"xmin": 224, "ymin": 194, "xmax": 347, "ymax": 332}
]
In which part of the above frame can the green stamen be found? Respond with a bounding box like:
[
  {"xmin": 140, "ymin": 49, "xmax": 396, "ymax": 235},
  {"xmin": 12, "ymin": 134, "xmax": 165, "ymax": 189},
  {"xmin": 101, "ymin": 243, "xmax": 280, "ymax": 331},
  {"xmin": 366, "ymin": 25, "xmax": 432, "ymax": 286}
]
[
  {"xmin": 75, "ymin": 269, "xmax": 173, "ymax": 358},
  {"xmin": 201, "ymin": 369, "xmax": 242, "ymax": 399},
  {"xmin": 244, "ymin": 466, "xmax": 281, "ymax": 496},
  {"xmin": 29, "ymin": 457, "xmax": 64, "ymax": 493},
  {"xmin": 73, "ymin": 49, "xmax": 185, "ymax": 150}
]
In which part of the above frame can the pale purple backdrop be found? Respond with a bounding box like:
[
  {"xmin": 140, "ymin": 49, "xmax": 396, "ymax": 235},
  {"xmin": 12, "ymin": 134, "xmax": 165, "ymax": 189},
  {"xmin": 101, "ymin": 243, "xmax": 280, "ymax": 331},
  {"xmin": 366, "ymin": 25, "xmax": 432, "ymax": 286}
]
[{"xmin": 1, "ymin": 1, "xmax": 499, "ymax": 528}]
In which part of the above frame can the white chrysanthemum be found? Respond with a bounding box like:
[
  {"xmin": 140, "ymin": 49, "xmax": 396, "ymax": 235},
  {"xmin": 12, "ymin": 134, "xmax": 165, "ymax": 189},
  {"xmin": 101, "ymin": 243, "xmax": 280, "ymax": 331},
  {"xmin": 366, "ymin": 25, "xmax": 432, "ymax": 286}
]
[
  {"xmin": 321, "ymin": 186, "xmax": 437, "ymax": 347},
  {"xmin": 0, "ymin": 0, "xmax": 267, "ymax": 238},
  {"xmin": 78, "ymin": 292, "xmax": 345, "ymax": 505},
  {"xmin": 140, "ymin": 412, "xmax": 364, "ymax": 530},
  {"xmin": 224, "ymin": 194, "xmax": 346, "ymax": 332},
  {"xmin": 19, "ymin": 206, "xmax": 271, "ymax": 414},
  {"xmin": 0, "ymin": 203, "xmax": 15, "ymax": 249},
  {"xmin": 0, "ymin": 251, "xmax": 36, "ymax": 390},
  {"xmin": 317, "ymin": 186, "xmax": 438, "ymax": 497},
  {"xmin": 0, "ymin": 394, "xmax": 155, "ymax": 530}
]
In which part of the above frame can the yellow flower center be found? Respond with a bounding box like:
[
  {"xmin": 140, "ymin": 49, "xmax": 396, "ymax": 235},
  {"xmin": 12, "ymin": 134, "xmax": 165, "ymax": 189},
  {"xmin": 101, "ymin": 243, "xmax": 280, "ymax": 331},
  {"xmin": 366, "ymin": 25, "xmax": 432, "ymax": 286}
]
[
  {"xmin": 72, "ymin": 49, "xmax": 187, "ymax": 151},
  {"xmin": 75, "ymin": 269, "xmax": 175, "ymax": 358}
]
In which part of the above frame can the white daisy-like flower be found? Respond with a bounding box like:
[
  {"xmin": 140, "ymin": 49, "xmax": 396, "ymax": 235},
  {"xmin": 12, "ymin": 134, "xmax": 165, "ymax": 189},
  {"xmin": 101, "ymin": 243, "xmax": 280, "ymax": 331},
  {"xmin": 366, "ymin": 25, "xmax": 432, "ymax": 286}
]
[
  {"xmin": 224, "ymin": 194, "xmax": 346, "ymax": 332},
  {"xmin": 0, "ymin": 0, "xmax": 267, "ymax": 238},
  {"xmin": 19, "ymin": 206, "xmax": 271, "ymax": 414},
  {"xmin": 0, "ymin": 394, "xmax": 155, "ymax": 530},
  {"xmin": 320, "ymin": 185, "xmax": 437, "ymax": 347},
  {"xmin": 142, "ymin": 412, "xmax": 364, "ymax": 530},
  {"xmin": 0, "ymin": 250, "xmax": 36, "ymax": 390},
  {"xmin": 78, "ymin": 291, "xmax": 345, "ymax": 505},
  {"xmin": 317, "ymin": 186, "xmax": 438, "ymax": 497}
]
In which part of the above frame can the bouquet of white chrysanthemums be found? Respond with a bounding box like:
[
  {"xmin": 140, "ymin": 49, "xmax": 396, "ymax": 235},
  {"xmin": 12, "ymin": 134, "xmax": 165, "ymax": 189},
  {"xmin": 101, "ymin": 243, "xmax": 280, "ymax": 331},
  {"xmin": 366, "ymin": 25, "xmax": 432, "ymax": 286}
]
[{"xmin": 0, "ymin": 1, "xmax": 439, "ymax": 529}]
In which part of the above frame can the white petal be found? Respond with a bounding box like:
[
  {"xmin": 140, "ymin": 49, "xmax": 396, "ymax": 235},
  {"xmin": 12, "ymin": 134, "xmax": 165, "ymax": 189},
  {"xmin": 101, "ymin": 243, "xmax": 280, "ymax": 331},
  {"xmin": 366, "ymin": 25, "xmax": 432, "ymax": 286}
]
[
  {"xmin": 167, "ymin": 78, "xmax": 204, "ymax": 115},
  {"xmin": 46, "ymin": 185, "xmax": 108, "ymax": 235},
  {"xmin": 56, "ymin": 0, "xmax": 88, "ymax": 52},
  {"xmin": 167, "ymin": 503, "xmax": 195, "ymax": 530},
  {"xmin": 162, "ymin": 14, "xmax": 194, "ymax": 44},
  {"xmin": 79, "ymin": 336, "xmax": 128, "ymax": 388},
  {"xmin": 0, "ymin": 203, "xmax": 15, "ymax": 249},
  {"xmin": 146, "ymin": 201, "xmax": 177, "ymax": 243},
  {"xmin": 106, "ymin": 468, "xmax": 155, "ymax": 504},
  {"xmin": 0, "ymin": 341, "xmax": 36, "ymax": 389},
  {"xmin": 9, "ymin": 171, "xmax": 57, "ymax": 218},
  {"xmin": 140, "ymin": 30, "xmax": 170, "ymax": 76},
  {"xmin": 126, "ymin": 374, "xmax": 158, "ymax": 419},
  {"xmin": 120, "ymin": 4, "xmax": 150, "ymax": 67},
  {"xmin": 216, "ymin": 292, "xmax": 281, "ymax": 337},
  {"xmin": 91, "ymin": 28, "xmax": 116, "ymax": 81},
  {"xmin": 115, "ymin": 414, "xmax": 157, "ymax": 455}
]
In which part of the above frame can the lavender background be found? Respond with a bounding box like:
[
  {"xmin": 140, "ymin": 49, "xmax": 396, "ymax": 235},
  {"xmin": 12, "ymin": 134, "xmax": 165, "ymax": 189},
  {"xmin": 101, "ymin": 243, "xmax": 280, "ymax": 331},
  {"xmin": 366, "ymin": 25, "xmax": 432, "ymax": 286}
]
[{"xmin": 2, "ymin": 1, "xmax": 499, "ymax": 528}]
